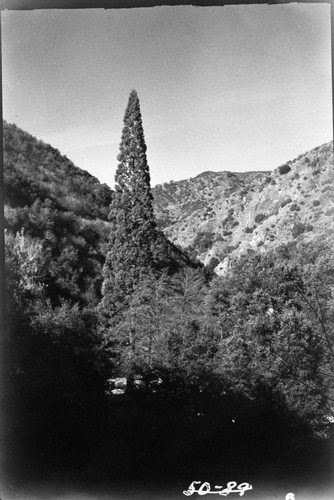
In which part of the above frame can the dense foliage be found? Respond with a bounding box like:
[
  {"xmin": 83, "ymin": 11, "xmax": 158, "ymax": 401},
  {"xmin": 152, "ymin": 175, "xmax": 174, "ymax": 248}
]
[
  {"xmin": 99, "ymin": 92, "xmax": 200, "ymax": 384},
  {"xmin": 4, "ymin": 121, "xmax": 112, "ymax": 219},
  {"xmin": 5, "ymin": 230, "xmax": 107, "ymax": 477},
  {"xmin": 3, "ymin": 115, "xmax": 334, "ymax": 483},
  {"xmin": 101, "ymin": 90, "xmax": 158, "ymax": 318},
  {"xmin": 3, "ymin": 121, "xmax": 113, "ymax": 307}
]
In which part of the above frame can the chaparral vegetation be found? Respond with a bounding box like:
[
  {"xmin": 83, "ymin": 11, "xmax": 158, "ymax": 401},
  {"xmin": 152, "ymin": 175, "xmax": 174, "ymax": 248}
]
[{"xmin": 3, "ymin": 92, "xmax": 334, "ymax": 483}]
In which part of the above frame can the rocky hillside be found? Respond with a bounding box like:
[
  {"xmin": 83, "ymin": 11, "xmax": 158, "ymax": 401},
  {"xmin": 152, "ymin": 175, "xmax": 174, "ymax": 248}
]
[
  {"xmin": 5, "ymin": 120, "xmax": 332, "ymax": 279},
  {"xmin": 152, "ymin": 141, "xmax": 334, "ymax": 272}
]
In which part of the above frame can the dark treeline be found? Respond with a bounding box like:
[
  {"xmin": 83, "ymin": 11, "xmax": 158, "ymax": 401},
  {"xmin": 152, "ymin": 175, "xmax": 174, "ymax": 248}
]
[{"xmin": 3, "ymin": 93, "xmax": 334, "ymax": 486}]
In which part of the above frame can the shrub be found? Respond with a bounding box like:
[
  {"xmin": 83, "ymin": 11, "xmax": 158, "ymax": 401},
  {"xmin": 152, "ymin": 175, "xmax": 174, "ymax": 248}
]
[
  {"xmin": 291, "ymin": 173, "xmax": 300, "ymax": 180},
  {"xmin": 292, "ymin": 222, "xmax": 306, "ymax": 238},
  {"xmin": 217, "ymin": 244, "xmax": 239, "ymax": 260},
  {"xmin": 244, "ymin": 225, "xmax": 256, "ymax": 234},
  {"xmin": 193, "ymin": 231, "xmax": 215, "ymax": 253},
  {"xmin": 312, "ymin": 169, "xmax": 321, "ymax": 176},
  {"xmin": 290, "ymin": 204, "xmax": 300, "ymax": 211},
  {"xmin": 281, "ymin": 197, "xmax": 292, "ymax": 208},
  {"xmin": 257, "ymin": 240, "xmax": 264, "ymax": 247},
  {"xmin": 313, "ymin": 200, "xmax": 320, "ymax": 207},
  {"xmin": 322, "ymin": 142, "xmax": 332, "ymax": 153},
  {"xmin": 254, "ymin": 213, "xmax": 267, "ymax": 224},
  {"xmin": 278, "ymin": 164, "xmax": 291, "ymax": 175},
  {"xmin": 206, "ymin": 257, "xmax": 220, "ymax": 271}
]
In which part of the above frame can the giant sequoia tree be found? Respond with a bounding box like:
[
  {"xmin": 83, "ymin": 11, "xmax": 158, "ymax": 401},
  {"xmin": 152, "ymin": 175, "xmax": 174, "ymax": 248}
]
[{"xmin": 101, "ymin": 90, "xmax": 157, "ymax": 320}]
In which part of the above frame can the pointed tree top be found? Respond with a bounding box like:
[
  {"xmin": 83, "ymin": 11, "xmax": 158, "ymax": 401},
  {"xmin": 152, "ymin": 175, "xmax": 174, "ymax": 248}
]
[
  {"xmin": 124, "ymin": 90, "xmax": 141, "ymax": 123},
  {"xmin": 128, "ymin": 89, "xmax": 139, "ymax": 106}
]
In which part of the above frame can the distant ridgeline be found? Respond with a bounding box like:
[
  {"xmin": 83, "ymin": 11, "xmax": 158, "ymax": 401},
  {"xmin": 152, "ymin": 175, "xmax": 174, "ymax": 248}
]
[{"xmin": 152, "ymin": 140, "xmax": 334, "ymax": 271}]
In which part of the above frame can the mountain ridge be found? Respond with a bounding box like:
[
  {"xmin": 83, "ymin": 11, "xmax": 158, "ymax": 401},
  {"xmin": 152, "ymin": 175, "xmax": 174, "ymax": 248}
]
[
  {"xmin": 152, "ymin": 140, "xmax": 334, "ymax": 272},
  {"xmin": 4, "ymin": 119, "xmax": 333, "ymax": 277}
]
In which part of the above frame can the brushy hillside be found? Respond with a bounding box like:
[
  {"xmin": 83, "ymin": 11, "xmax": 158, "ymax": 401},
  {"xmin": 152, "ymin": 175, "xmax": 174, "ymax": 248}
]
[
  {"xmin": 3, "ymin": 122, "xmax": 198, "ymax": 306},
  {"xmin": 153, "ymin": 141, "xmax": 334, "ymax": 271},
  {"xmin": 3, "ymin": 121, "xmax": 114, "ymax": 306},
  {"xmin": 3, "ymin": 121, "xmax": 113, "ymax": 219},
  {"xmin": 3, "ymin": 121, "xmax": 334, "ymax": 486}
]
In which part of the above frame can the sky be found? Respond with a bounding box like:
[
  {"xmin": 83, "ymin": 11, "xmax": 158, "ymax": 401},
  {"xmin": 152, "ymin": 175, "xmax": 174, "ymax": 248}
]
[{"xmin": 1, "ymin": 3, "xmax": 332, "ymax": 187}]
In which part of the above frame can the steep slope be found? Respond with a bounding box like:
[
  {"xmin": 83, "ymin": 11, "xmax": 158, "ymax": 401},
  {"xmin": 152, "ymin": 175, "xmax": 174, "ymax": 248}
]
[
  {"xmin": 3, "ymin": 121, "xmax": 113, "ymax": 219},
  {"xmin": 153, "ymin": 141, "xmax": 334, "ymax": 272},
  {"xmin": 3, "ymin": 122, "xmax": 199, "ymax": 305},
  {"xmin": 3, "ymin": 121, "xmax": 114, "ymax": 305}
]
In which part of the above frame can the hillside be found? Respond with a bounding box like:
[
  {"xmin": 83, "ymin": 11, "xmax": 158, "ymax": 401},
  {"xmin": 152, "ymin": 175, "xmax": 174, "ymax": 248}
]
[
  {"xmin": 4, "ymin": 122, "xmax": 334, "ymax": 486},
  {"xmin": 3, "ymin": 121, "xmax": 113, "ymax": 219},
  {"xmin": 3, "ymin": 122, "xmax": 198, "ymax": 306},
  {"xmin": 5, "ymin": 121, "xmax": 333, "ymax": 282},
  {"xmin": 3, "ymin": 122, "xmax": 116, "ymax": 305},
  {"xmin": 153, "ymin": 141, "xmax": 334, "ymax": 272}
]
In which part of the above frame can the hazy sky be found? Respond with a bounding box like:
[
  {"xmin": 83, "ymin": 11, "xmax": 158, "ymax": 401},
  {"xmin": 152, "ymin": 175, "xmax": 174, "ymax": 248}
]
[{"xmin": 2, "ymin": 3, "xmax": 332, "ymax": 187}]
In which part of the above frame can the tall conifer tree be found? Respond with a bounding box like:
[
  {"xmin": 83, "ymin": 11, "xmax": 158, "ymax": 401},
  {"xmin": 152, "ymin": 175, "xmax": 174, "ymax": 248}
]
[{"xmin": 101, "ymin": 90, "xmax": 157, "ymax": 319}]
